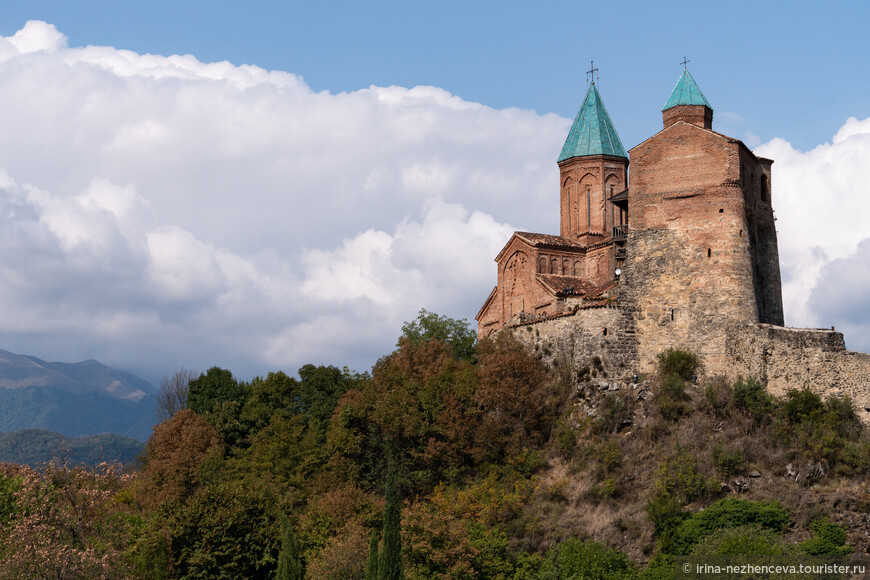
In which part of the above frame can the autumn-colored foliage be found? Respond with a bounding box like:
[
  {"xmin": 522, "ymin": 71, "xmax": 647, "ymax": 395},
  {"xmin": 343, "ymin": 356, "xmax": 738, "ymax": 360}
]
[
  {"xmin": 2, "ymin": 314, "xmax": 867, "ymax": 578},
  {"xmin": 138, "ymin": 408, "xmax": 223, "ymax": 508}
]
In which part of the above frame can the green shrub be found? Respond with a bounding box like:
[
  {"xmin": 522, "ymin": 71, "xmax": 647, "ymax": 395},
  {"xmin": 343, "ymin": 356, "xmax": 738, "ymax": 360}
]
[
  {"xmin": 798, "ymin": 518, "xmax": 852, "ymax": 556},
  {"xmin": 691, "ymin": 524, "xmax": 795, "ymax": 556},
  {"xmin": 656, "ymin": 349, "xmax": 699, "ymax": 381},
  {"xmin": 640, "ymin": 553, "xmax": 676, "ymax": 580},
  {"xmin": 661, "ymin": 374, "xmax": 687, "ymax": 399},
  {"xmin": 593, "ymin": 441, "xmax": 623, "ymax": 474},
  {"xmin": 840, "ymin": 440, "xmax": 870, "ymax": 475},
  {"xmin": 667, "ymin": 498, "xmax": 789, "ymax": 555},
  {"xmin": 655, "ymin": 375, "xmax": 688, "ymax": 421},
  {"xmin": 824, "ymin": 396, "xmax": 862, "ymax": 439},
  {"xmin": 710, "ymin": 443, "xmax": 744, "ymax": 480},
  {"xmin": 731, "ymin": 377, "xmax": 774, "ymax": 422},
  {"xmin": 646, "ymin": 494, "xmax": 687, "ymax": 537},
  {"xmin": 654, "ymin": 450, "xmax": 713, "ymax": 505},
  {"xmin": 555, "ymin": 422, "xmax": 577, "ymax": 458},
  {"xmin": 784, "ymin": 388, "xmax": 824, "ymax": 425},
  {"xmin": 703, "ymin": 379, "xmax": 732, "ymax": 418},
  {"xmin": 538, "ymin": 538, "xmax": 638, "ymax": 580},
  {"xmin": 596, "ymin": 477, "xmax": 618, "ymax": 500}
]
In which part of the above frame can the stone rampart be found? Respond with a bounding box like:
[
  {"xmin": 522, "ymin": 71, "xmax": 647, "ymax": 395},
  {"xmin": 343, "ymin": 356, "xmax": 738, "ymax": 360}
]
[
  {"xmin": 509, "ymin": 305, "xmax": 638, "ymax": 382},
  {"xmin": 728, "ymin": 324, "xmax": 870, "ymax": 420}
]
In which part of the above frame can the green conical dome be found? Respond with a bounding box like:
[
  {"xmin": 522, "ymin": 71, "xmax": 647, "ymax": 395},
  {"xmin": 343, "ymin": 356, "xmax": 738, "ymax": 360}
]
[
  {"xmin": 558, "ymin": 84, "xmax": 627, "ymax": 162},
  {"xmin": 663, "ymin": 69, "xmax": 712, "ymax": 111}
]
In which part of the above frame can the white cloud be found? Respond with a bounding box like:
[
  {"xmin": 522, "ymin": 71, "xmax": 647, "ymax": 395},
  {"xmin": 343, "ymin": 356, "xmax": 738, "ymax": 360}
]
[
  {"xmin": 0, "ymin": 21, "xmax": 557, "ymax": 382},
  {"xmin": 756, "ymin": 117, "xmax": 870, "ymax": 344},
  {"xmin": 0, "ymin": 20, "xmax": 865, "ymax": 384},
  {"xmin": 808, "ymin": 238, "xmax": 870, "ymax": 353},
  {"xmin": 4, "ymin": 21, "xmax": 66, "ymax": 55}
]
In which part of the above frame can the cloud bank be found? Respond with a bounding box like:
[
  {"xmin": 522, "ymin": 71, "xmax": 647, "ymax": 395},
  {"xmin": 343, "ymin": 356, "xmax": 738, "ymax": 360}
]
[
  {"xmin": 0, "ymin": 20, "xmax": 867, "ymax": 381},
  {"xmin": 0, "ymin": 21, "xmax": 557, "ymax": 381},
  {"xmin": 756, "ymin": 119, "xmax": 870, "ymax": 352}
]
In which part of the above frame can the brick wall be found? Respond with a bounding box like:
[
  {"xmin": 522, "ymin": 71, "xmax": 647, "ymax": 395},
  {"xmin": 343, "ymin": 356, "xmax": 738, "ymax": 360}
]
[{"xmin": 624, "ymin": 122, "xmax": 762, "ymax": 372}]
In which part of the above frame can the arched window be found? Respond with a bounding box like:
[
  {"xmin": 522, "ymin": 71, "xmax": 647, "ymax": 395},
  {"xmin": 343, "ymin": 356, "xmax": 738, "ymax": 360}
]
[
  {"xmin": 760, "ymin": 175, "xmax": 769, "ymax": 201},
  {"xmin": 563, "ymin": 177, "xmax": 573, "ymax": 231},
  {"xmin": 551, "ymin": 258, "xmax": 558, "ymax": 274},
  {"xmin": 538, "ymin": 257, "xmax": 546, "ymax": 274}
]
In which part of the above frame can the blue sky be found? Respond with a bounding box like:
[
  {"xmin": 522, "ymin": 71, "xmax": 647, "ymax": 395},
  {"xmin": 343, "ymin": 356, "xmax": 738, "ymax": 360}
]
[
  {"xmin": 4, "ymin": 1, "xmax": 868, "ymax": 150},
  {"xmin": 0, "ymin": 2, "xmax": 867, "ymax": 383}
]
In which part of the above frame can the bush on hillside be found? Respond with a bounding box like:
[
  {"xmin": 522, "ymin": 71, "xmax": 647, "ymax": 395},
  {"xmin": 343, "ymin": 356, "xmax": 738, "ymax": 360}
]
[
  {"xmin": 691, "ymin": 524, "xmax": 795, "ymax": 556},
  {"xmin": 784, "ymin": 388, "xmax": 825, "ymax": 425},
  {"xmin": 667, "ymin": 498, "xmax": 790, "ymax": 555},
  {"xmin": 538, "ymin": 538, "xmax": 638, "ymax": 580},
  {"xmin": 656, "ymin": 348, "xmax": 699, "ymax": 381},
  {"xmin": 798, "ymin": 518, "xmax": 852, "ymax": 556},
  {"xmin": 731, "ymin": 377, "xmax": 775, "ymax": 422},
  {"xmin": 655, "ymin": 374, "xmax": 689, "ymax": 421}
]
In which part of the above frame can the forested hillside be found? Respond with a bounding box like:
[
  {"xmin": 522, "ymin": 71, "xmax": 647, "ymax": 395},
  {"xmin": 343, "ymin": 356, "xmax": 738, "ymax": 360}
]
[
  {"xmin": 0, "ymin": 350, "xmax": 157, "ymax": 441},
  {"xmin": 0, "ymin": 310, "xmax": 867, "ymax": 578},
  {"xmin": 0, "ymin": 429, "xmax": 143, "ymax": 467}
]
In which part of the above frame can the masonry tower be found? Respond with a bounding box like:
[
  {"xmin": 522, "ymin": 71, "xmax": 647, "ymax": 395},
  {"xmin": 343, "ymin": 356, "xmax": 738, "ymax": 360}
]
[{"xmin": 624, "ymin": 68, "xmax": 784, "ymax": 370}]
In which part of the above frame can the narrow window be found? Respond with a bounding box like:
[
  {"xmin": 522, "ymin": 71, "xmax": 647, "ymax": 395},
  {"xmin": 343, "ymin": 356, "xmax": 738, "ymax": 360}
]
[
  {"xmin": 566, "ymin": 190, "xmax": 571, "ymax": 231},
  {"xmin": 609, "ymin": 186, "xmax": 614, "ymax": 229},
  {"xmin": 603, "ymin": 327, "xmax": 608, "ymax": 336},
  {"xmin": 707, "ymin": 248, "xmax": 712, "ymax": 258},
  {"xmin": 670, "ymin": 309, "xmax": 675, "ymax": 321},
  {"xmin": 586, "ymin": 187, "xmax": 591, "ymax": 229}
]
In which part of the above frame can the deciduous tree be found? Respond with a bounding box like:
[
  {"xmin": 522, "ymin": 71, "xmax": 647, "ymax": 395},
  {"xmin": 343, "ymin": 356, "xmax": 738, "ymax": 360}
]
[{"xmin": 157, "ymin": 367, "xmax": 197, "ymax": 422}]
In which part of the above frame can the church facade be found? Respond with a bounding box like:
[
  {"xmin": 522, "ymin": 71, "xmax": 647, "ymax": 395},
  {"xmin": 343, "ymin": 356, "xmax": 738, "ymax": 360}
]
[{"xmin": 476, "ymin": 69, "xmax": 870, "ymax": 418}]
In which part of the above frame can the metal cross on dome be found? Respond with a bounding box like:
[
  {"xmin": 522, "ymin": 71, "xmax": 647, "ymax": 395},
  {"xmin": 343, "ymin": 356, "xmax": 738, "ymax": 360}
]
[
  {"xmin": 587, "ymin": 60, "xmax": 599, "ymax": 85},
  {"xmin": 681, "ymin": 56, "xmax": 690, "ymax": 70}
]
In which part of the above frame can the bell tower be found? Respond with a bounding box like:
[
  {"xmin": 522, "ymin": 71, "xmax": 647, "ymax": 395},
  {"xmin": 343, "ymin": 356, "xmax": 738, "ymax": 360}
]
[{"xmin": 557, "ymin": 68, "xmax": 628, "ymax": 246}]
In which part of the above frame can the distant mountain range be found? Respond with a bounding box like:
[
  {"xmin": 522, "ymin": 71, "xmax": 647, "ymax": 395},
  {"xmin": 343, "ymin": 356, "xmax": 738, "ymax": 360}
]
[{"xmin": 0, "ymin": 350, "xmax": 158, "ymax": 443}]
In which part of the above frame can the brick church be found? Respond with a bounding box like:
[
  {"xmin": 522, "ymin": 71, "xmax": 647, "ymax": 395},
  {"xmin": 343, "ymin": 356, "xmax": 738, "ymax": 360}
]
[{"xmin": 476, "ymin": 67, "xmax": 870, "ymax": 417}]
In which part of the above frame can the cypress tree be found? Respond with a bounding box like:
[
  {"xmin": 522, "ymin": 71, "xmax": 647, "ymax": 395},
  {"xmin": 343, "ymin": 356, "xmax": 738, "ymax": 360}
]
[
  {"xmin": 378, "ymin": 457, "xmax": 404, "ymax": 580},
  {"xmin": 364, "ymin": 527, "xmax": 380, "ymax": 580},
  {"xmin": 276, "ymin": 512, "xmax": 303, "ymax": 580}
]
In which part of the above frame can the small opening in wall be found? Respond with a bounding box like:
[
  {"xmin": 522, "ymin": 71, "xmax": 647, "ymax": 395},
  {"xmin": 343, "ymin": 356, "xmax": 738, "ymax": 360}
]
[
  {"xmin": 670, "ymin": 309, "xmax": 675, "ymax": 321},
  {"xmin": 603, "ymin": 327, "xmax": 608, "ymax": 336},
  {"xmin": 719, "ymin": 208, "xmax": 724, "ymax": 213},
  {"xmin": 707, "ymin": 248, "xmax": 712, "ymax": 258},
  {"xmin": 739, "ymin": 229, "xmax": 743, "ymax": 238}
]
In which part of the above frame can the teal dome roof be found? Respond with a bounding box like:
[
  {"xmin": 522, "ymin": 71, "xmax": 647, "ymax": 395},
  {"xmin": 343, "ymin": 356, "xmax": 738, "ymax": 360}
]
[
  {"xmin": 558, "ymin": 84, "xmax": 627, "ymax": 162},
  {"xmin": 663, "ymin": 69, "xmax": 712, "ymax": 111}
]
